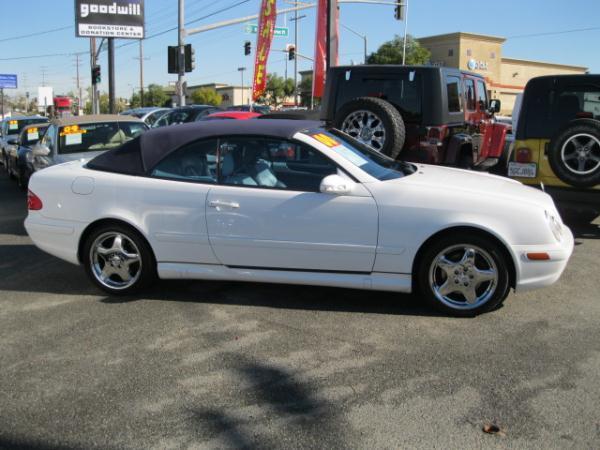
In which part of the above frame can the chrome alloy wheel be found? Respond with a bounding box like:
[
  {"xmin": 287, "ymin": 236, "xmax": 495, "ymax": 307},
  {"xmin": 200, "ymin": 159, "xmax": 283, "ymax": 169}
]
[
  {"xmin": 561, "ymin": 133, "xmax": 600, "ymax": 175},
  {"xmin": 428, "ymin": 244, "xmax": 498, "ymax": 310},
  {"xmin": 90, "ymin": 232, "xmax": 142, "ymax": 290},
  {"xmin": 341, "ymin": 110, "xmax": 386, "ymax": 151}
]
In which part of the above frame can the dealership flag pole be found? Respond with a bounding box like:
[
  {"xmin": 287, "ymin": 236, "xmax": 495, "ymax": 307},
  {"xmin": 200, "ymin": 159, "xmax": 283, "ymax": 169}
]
[{"xmin": 108, "ymin": 38, "xmax": 116, "ymax": 113}]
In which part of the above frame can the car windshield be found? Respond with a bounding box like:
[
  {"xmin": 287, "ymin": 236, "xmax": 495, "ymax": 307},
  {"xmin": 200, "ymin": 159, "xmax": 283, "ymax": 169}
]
[
  {"xmin": 310, "ymin": 129, "xmax": 416, "ymax": 181},
  {"xmin": 58, "ymin": 122, "xmax": 147, "ymax": 155},
  {"xmin": 6, "ymin": 118, "xmax": 48, "ymax": 135}
]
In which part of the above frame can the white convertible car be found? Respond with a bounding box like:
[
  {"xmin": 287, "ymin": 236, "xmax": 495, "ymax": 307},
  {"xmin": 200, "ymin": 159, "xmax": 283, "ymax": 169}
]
[{"xmin": 25, "ymin": 120, "xmax": 574, "ymax": 316}]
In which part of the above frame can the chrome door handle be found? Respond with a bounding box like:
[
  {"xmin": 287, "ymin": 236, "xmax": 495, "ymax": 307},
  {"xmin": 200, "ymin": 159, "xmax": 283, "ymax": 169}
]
[{"xmin": 209, "ymin": 200, "xmax": 239, "ymax": 209}]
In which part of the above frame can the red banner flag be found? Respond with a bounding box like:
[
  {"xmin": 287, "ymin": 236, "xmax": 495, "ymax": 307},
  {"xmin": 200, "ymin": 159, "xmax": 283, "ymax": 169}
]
[
  {"xmin": 312, "ymin": 0, "xmax": 338, "ymax": 98},
  {"xmin": 252, "ymin": 0, "xmax": 277, "ymax": 102}
]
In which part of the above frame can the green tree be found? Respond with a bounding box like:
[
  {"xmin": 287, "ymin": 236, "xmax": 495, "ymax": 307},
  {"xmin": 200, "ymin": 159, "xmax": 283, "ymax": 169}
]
[
  {"xmin": 258, "ymin": 73, "xmax": 296, "ymax": 107},
  {"xmin": 298, "ymin": 73, "xmax": 320, "ymax": 108},
  {"xmin": 367, "ymin": 34, "xmax": 431, "ymax": 65},
  {"xmin": 130, "ymin": 92, "xmax": 142, "ymax": 109},
  {"xmin": 191, "ymin": 87, "xmax": 222, "ymax": 106},
  {"xmin": 144, "ymin": 84, "xmax": 169, "ymax": 107}
]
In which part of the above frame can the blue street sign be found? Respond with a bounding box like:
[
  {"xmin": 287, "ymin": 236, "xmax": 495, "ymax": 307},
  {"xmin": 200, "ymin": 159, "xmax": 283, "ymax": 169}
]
[{"xmin": 0, "ymin": 74, "xmax": 17, "ymax": 89}]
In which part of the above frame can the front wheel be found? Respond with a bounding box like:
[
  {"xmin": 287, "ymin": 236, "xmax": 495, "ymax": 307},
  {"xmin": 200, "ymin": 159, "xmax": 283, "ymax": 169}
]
[
  {"xmin": 416, "ymin": 233, "xmax": 510, "ymax": 316},
  {"xmin": 83, "ymin": 224, "xmax": 156, "ymax": 295}
]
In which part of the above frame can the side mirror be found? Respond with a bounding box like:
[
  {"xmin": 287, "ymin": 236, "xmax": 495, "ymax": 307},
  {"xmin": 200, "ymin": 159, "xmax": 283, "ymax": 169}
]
[
  {"xmin": 32, "ymin": 144, "xmax": 51, "ymax": 157},
  {"xmin": 320, "ymin": 174, "xmax": 355, "ymax": 196},
  {"xmin": 489, "ymin": 99, "xmax": 501, "ymax": 114},
  {"xmin": 6, "ymin": 138, "xmax": 18, "ymax": 146}
]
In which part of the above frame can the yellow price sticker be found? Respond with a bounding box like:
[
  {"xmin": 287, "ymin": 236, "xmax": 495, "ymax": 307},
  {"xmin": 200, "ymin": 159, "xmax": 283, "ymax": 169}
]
[
  {"xmin": 59, "ymin": 125, "xmax": 87, "ymax": 136},
  {"xmin": 9, "ymin": 120, "xmax": 18, "ymax": 125},
  {"xmin": 27, "ymin": 127, "xmax": 39, "ymax": 134},
  {"xmin": 311, "ymin": 133, "xmax": 340, "ymax": 148}
]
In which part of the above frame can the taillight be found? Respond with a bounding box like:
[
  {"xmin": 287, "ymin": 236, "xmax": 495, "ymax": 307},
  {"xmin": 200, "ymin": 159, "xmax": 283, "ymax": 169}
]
[
  {"xmin": 515, "ymin": 147, "xmax": 532, "ymax": 163},
  {"xmin": 27, "ymin": 190, "xmax": 43, "ymax": 211},
  {"xmin": 426, "ymin": 126, "xmax": 448, "ymax": 145}
]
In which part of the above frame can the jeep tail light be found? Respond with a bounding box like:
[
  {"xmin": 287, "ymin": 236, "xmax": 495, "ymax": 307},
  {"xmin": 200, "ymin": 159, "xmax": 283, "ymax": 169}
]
[
  {"xmin": 27, "ymin": 190, "xmax": 43, "ymax": 211},
  {"xmin": 515, "ymin": 147, "xmax": 532, "ymax": 163},
  {"xmin": 426, "ymin": 126, "xmax": 448, "ymax": 145}
]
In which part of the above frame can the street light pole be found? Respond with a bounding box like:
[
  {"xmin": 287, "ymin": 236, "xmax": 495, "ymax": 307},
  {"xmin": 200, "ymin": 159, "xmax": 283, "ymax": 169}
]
[
  {"xmin": 402, "ymin": 0, "xmax": 409, "ymax": 65},
  {"xmin": 341, "ymin": 23, "xmax": 368, "ymax": 64},
  {"xmin": 178, "ymin": 0, "xmax": 186, "ymax": 107},
  {"xmin": 238, "ymin": 67, "xmax": 246, "ymax": 106}
]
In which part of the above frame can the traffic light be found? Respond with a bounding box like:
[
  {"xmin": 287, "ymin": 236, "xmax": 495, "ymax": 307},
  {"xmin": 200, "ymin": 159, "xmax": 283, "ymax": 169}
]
[
  {"xmin": 91, "ymin": 65, "xmax": 101, "ymax": 84},
  {"xmin": 394, "ymin": 2, "xmax": 405, "ymax": 20},
  {"xmin": 168, "ymin": 46, "xmax": 178, "ymax": 73},
  {"xmin": 244, "ymin": 41, "xmax": 251, "ymax": 56},
  {"xmin": 288, "ymin": 45, "xmax": 295, "ymax": 61},
  {"xmin": 184, "ymin": 44, "xmax": 195, "ymax": 72}
]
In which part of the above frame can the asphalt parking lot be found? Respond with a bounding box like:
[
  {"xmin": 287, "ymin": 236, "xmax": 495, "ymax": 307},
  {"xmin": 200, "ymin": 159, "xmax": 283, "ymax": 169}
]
[{"xmin": 0, "ymin": 173, "xmax": 599, "ymax": 450}]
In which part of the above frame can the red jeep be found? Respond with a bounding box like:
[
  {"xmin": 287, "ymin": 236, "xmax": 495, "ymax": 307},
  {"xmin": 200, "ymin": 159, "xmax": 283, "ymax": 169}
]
[{"xmin": 320, "ymin": 65, "xmax": 509, "ymax": 169}]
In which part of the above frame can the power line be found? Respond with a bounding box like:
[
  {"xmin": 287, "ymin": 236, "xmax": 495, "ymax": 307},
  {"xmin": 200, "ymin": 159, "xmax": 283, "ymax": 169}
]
[
  {"xmin": 507, "ymin": 26, "xmax": 600, "ymax": 39},
  {"xmin": 0, "ymin": 25, "xmax": 72, "ymax": 43}
]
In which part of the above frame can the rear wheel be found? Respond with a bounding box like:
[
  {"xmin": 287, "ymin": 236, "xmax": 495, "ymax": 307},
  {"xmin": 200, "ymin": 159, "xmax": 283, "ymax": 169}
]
[
  {"xmin": 83, "ymin": 224, "xmax": 156, "ymax": 295},
  {"xmin": 417, "ymin": 233, "xmax": 510, "ymax": 316}
]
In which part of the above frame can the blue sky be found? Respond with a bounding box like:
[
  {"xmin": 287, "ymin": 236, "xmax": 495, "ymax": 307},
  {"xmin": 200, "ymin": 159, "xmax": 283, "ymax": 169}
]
[{"xmin": 0, "ymin": 0, "xmax": 599, "ymax": 98}]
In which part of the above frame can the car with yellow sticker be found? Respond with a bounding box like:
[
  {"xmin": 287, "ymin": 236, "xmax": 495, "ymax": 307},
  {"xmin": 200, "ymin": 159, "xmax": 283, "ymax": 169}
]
[
  {"xmin": 1, "ymin": 115, "xmax": 49, "ymax": 169},
  {"xmin": 31, "ymin": 115, "xmax": 148, "ymax": 174},
  {"xmin": 508, "ymin": 75, "xmax": 600, "ymax": 204},
  {"xmin": 5, "ymin": 123, "xmax": 49, "ymax": 189}
]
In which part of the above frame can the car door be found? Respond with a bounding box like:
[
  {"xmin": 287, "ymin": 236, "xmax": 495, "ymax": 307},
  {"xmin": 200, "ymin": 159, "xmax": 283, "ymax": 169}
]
[
  {"xmin": 147, "ymin": 137, "xmax": 221, "ymax": 265},
  {"xmin": 206, "ymin": 136, "xmax": 378, "ymax": 272}
]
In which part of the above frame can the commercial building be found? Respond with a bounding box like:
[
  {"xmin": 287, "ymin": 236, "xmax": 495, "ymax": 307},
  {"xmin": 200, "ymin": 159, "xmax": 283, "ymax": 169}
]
[{"xmin": 418, "ymin": 32, "xmax": 588, "ymax": 114}]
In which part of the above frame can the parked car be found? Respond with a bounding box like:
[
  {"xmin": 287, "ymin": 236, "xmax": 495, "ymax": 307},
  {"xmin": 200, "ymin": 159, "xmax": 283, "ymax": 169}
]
[
  {"xmin": 202, "ymin": 111, "xmax": 261, "ymax": 121},
  {"xmin": 227, "ymin": 104, "xmax": 271, "ymax": 115},
  {"xmin": 5, "ymin": 123, "xmax": 49, "ymax": 189},
  {"xmin": 25, "ymin": 119, "xmax": 573, "ymax": 316},
  {"xmin": 121, "ymin": 107, "xmax": 170, "ymax": 127},
  {"xmin": 31, "ymin": 115, "xmax": 147, "ymax": 173},
  {"xmin": 151, "ymin": 105, "xmax": 220, "ymax": 128},
  {"xmin": 1, "ymin": 116, "xmax": 49, "ymax": 168},
  {"xmin": 320, "ymin": 65, "xmax": 509, "ymax": 169},
  {"xmin": 508, "ymin": 74, "xmax": 600, "ymax": 200}
]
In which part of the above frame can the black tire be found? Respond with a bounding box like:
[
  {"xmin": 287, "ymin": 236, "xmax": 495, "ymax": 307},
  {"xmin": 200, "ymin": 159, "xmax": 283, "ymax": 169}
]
[
  {"xmin": 83, "ymin": 223, "xmax": 156, "ymax": 295},
  {"xmin": 416, "ymin": 232, "xmax": 510, "ymax": 317},
  {"xmin": 17, "ymin": 166, "xmax": 28, "ymax": 190},
  {"xmin": 548, "ymin": 119, "xmax": 600, "ymax": 188},
  {"xmin": 334, "ymin": 97, "xmax": 405, "ymax": 159}
]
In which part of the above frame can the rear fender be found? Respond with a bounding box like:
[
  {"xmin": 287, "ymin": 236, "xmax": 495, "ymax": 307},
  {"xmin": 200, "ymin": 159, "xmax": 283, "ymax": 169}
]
[{"xmin": 445, "ymin": 133, "xmax": 471, "ymax": 165}]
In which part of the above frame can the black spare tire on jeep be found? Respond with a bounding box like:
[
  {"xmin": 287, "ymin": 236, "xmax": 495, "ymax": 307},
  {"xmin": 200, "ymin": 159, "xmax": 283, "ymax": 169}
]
[
  {"xmin": 548, "ymin": 119, "xmax": 600, "ymax": 188},
  {"xmin": 334, "ymin": 97, "xmax": 406, "ymax": 159}
]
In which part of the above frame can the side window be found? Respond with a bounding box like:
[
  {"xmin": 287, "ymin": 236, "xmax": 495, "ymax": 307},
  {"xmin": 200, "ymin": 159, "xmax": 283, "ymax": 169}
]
[
  {"xmin": 151, "ymin": 139, "xmax": 218, "ymax": 183},
  {"xmin": 43, "ymin": 126, "xmax": 56, "ymax": 152},
  {"xmin": 464, "ymin": 79, "xmax": 476, "ymax": 111},
  {"xmin": 446, "ymin": 75, "xmax": 462, "ymax": 112},
  {"xmin": 219, "ymin": 137, "xmax": 338, "ymax": 192},
  {"xmin": 476, "ymin": 80, "xmax": 488, "ymax": 110}
]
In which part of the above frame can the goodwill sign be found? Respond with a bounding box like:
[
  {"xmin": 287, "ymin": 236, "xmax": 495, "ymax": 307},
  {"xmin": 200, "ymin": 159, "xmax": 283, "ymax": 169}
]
[{"xmin": 75, "ymin": 0, "xmax": 145, "ymax": 39}]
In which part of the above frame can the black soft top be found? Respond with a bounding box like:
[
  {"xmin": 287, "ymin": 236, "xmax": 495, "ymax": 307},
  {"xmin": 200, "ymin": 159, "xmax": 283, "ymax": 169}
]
[{"xmin": 87, "ymin": 119, "xmax": 322, "ymax": 175}]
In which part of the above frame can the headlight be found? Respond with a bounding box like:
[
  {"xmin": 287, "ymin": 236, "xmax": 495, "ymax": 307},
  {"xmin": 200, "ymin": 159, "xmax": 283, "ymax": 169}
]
[
  {"xmin": 545, "ymin": 210, "xmax": 563, "ymax": 242},
  {"xmin": 35, "ymin": 156, "xmax": 51, "ymax": 169}
]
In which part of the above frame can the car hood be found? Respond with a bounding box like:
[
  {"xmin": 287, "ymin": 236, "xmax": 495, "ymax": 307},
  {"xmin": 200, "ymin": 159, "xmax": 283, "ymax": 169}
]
[{"xmin": 397, "ymin": 164, "xmax": 556, "ymax": 210}]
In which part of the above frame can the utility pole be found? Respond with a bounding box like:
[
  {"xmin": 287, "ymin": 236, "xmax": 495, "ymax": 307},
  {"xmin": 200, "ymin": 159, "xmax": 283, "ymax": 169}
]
[
  {"xmin": 238, "ymin": 67, "xmax": 246, "ymax": 106},
  {"xmin": 108, "ymin": 38, "xmax": 116, "ymax": 113},
  {"xmin": 40, "ymin": 66, "xmax": 47, "ymax": 87},
  {"xmin": 74, "ymin": 54, "xmax": 82, "ymax": 115},
  {"xmin": 135, "ymin": 39, "xmax": 149, "ymax": 107},
  {"xmin": 177, "ymin": 0, "xmax": 186, "ymax": 107}
]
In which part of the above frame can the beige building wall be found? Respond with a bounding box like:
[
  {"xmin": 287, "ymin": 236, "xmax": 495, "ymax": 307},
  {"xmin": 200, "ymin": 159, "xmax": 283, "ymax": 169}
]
[{"xmin": 419, "ymin": 32, "xmax": 588, "ymax": 114}]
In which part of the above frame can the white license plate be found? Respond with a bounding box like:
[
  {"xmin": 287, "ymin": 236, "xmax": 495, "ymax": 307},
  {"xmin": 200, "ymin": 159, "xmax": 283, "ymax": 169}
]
[{"xmin": 508, "ymin": 162, "xmax": 537, "ymax": 178}]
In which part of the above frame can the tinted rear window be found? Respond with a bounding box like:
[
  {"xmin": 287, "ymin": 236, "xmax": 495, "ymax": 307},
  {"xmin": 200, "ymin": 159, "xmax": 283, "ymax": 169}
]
[
  {"xmin": 335, "ymin": 70, "xmax": 423, "ymax": 123},
  {"xmin": 446, "ymin": 76, "xmax": 462, "ymax": 112}
]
